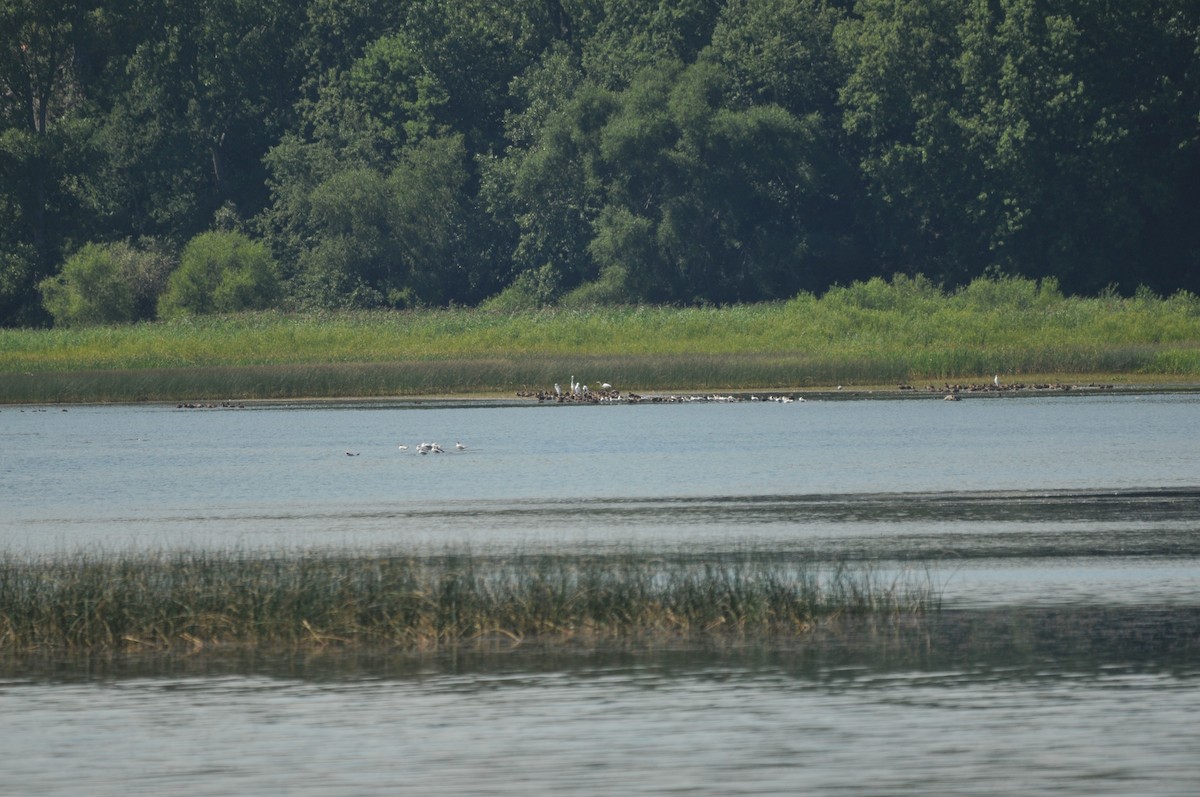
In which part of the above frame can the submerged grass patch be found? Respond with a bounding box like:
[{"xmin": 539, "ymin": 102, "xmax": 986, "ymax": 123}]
[{"xmin": 0, "ymin": 550, "xmax": 938, "ymax": 654}]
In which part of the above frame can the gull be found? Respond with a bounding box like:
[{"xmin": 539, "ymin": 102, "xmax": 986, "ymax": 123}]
[
  {"xmin": 397, "ymin": 444, "xmax": 408, "ymax": 450},
  {"xmin": 456, "ymin": 441, "xmax": 466, "ymax": 450}
]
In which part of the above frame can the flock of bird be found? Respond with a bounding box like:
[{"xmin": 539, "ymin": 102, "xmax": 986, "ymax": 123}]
[{"xmin": 346, "ymin": 441, "xmax": 467, "ymax": 457}]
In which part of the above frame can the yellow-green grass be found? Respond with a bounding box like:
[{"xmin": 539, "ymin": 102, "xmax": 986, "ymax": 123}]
[
  {"xmin": 3, "ymin": 276, "xmax": 1199, "ymax": 402},
  {"xmin": 0, "ymin": 549, "xmax": 937, "ymax": 654}
]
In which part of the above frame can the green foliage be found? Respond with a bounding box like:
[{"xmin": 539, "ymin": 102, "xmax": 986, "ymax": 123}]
[
  {"xmin": 39, "ymin": 240, "xmax": 173, "ymax": 326},
  {"xmin": 480, "ymin": 264, "xmax": 563, "ymax": 311},
  {"xmin": 0, "ymin": 244, "xmax": 41, "ymax": 326},
  {"xmin": 284, "ymin": 134, "xmax": 497, "ymax": 310},
  {"xmin": 158, "ymin": 231, "xmax": 279, "ymax": 318},
  {"xmin": 952, "ymin": 272, "xmax": 1063, "ymax": 312},
  {"xmin": 559, "ymin": 264, "xmax": 637, "ymax": 308},
  {"xmin": 3, "ymin": 0, "xmax": 1200, "ymax": 326},
  {"xmin": 823, "ymin": 274, "xmax": 942, "ymax": 313}
]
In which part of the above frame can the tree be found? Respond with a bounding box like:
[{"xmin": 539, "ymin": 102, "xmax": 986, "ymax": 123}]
[
  {"xmin": 838, "ymin": 0, "xmax": 1200, "ymax": 294},
  {"xmin": 588, "ymin": 60, "xmax": 829, "ymax": 303},
  {"xmin": 480, "ymin": 44, "xmax": 602, "ymax": 298},
  {"xmin": 39, "ymin": 239, "xmax": 172, "ymax": 326},
  {"xmin": 0, "ymin": 0, "xmax": 101, "ymax": 325},
  {"xmin": 95, "ymin": 0, "xmax": 306, "ymax": 243},
  {"xmin": 287, "ymin": 135, "xmax": 499, "ymax": 309},
  {"xmin": 158, "ymin": 230, "xmax": 279, "ymax": 317},
  {"xmin": 707, "ymin": 0, "xmax": 846, "ymax": 117},
  {"xmin": 581, "ymin": 0, "xmax": 725, "ymax": 87}
]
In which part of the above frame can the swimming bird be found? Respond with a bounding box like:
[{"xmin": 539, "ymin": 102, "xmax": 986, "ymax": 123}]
[
  {"xmin": 456, "ymin": 441, "xmax": 466, "ymax": 450},
  {"xmin": 398, "ymin": 444, "xmax": 408, "ymax": 450},
  {"xmin": 345, "ymin": 451, "xmax": 360, "ymax": 456}
]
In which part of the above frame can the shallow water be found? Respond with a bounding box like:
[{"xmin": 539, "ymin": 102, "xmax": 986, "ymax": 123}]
[{"xmin": 2, "ymin": 393, "xmax": 1199, "ymax": 795}]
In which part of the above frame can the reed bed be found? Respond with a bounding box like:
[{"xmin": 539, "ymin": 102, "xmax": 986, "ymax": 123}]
[
  {"xmin": 3, "ymin": 276, "xmax": 1199, "ymax": 402},
  {"xmin": 0, "ymin": 550, "xmax": 937, "ymax": 654}
]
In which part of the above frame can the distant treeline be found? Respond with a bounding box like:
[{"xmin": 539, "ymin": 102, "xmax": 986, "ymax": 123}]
[{"xmin": 3, "ymin": 0, "xmax": 1198, "ymax": 327}]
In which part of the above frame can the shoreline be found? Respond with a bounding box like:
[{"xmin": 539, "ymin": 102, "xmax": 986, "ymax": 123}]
[{"xmin": 6, "ymin": 380, "xmax": 1200, "ymax": 408}]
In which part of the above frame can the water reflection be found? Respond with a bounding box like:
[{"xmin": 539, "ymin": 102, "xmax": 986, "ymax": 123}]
[
  {"xmin": 3, "ymin": 608, "xmax": 1199, "ymax": 797},
  {"xmin": 6, "ymin": 606, "xmax": 1198, "ymax": 683}
]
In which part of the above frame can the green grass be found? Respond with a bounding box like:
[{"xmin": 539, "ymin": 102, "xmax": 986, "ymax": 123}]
[
  {"xmin": 3, "ymin": 275, "xmax": 1199, "ymax": 402},
  {"xmin": 0, "ymin": 549, "xmax": 937, "ymax": 654}
]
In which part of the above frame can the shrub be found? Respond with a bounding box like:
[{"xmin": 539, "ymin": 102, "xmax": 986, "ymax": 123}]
[
  {"xmin": 40, "ymin": 240, "xmax": 173, "ymax": 326},
  {"xmin": 158, "ymin": 231, "xmax": 280, "ymax": 318},
  {"xmin": 480, "ymin": 263, "xmax": 562, "ymax": 311},
  {"xmin": 559, "ymin": 264, "xmax": 637, "ymax": 309}
]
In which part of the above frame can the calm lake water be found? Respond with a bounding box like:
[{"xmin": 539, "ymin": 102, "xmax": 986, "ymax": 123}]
[{"xmin": 3, "ymin": 392, "xmax": 1199, "ymax": 795}]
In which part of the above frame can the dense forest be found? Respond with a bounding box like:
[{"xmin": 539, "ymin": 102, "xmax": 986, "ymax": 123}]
[{"xmin": 3, "ymin": 0, "xmax": 1198, "ymax": 327}]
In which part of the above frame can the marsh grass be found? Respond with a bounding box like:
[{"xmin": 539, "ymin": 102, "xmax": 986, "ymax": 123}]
[
  {"xmin": 3, "ymin": 275, "xmax": 1199, "ymax": 402},
  {"xmin": 0, "ymin": 550, "xmax": 937, "ymax": 654}
]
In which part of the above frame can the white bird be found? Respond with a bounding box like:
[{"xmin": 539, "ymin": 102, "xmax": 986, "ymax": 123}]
[
  {"xmin": 398, "ymin": 444, "xmax": 408, "ymax": 450},
  {"xmin": 455, "ymin": 441, "xmax": 466, "ymax": 450},
  {"xmin": 994, "ymin": 374, "xmax": 1000, "ymax": 387},
  {"xmin": 601, "ymin": 382, "xmax": 612, "ymax": 390},
  {"xmin": 554, "ymin": 383, "xmax": 561, "ymax": 396}
]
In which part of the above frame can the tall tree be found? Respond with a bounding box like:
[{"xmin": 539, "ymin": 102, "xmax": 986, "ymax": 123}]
[
  {"xmin": 95, "ymin": 0, "xmax": 306, "ymax": 243},
  {"xmin": 0, "ymin": 0, "xmax": 99, "ymax": 324}
]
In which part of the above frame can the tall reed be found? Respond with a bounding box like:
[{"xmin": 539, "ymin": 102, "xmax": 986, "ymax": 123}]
[
  {"xmin": 3, "ymin": 275, "xmax": 1198, "ymax": 402},
  {"xmin": 0, "ymin": 550, "xmax": 937, "ymax": 654}
]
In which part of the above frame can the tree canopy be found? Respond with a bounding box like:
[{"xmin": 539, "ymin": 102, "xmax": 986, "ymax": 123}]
[{"xmin": 2, "ymin": 0, "xmax": 1197, "ymax": 326}]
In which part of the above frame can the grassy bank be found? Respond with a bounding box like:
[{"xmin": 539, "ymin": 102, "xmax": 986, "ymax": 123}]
[
  {"xmin": 0, "ymin": 550, "xmax": 936, "ymax": 655},
  {"xmin": 3, "ymin": 275, "xmax": 1199, "ymax": 402}
]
